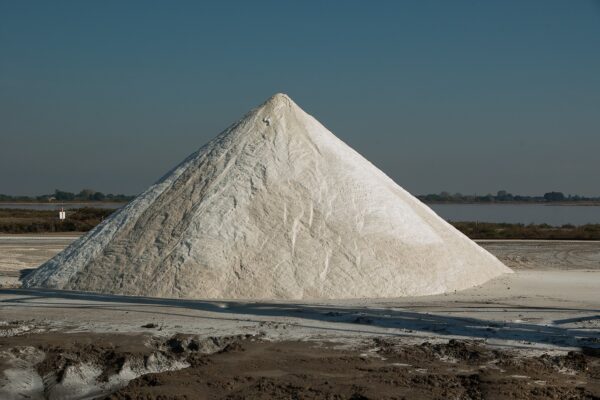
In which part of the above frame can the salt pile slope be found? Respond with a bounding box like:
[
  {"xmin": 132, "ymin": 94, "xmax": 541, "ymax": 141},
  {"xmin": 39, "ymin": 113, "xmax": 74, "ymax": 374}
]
[{"xmin": 23, "ymin": 94, "xmax": 511, "ymax": 299}]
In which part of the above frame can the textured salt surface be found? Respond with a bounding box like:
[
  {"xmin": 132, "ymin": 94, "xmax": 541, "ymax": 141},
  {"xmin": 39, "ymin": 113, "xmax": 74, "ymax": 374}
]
[{"xmin": 23, "ymin": 93, "xmax": 510, "ymax": 299}]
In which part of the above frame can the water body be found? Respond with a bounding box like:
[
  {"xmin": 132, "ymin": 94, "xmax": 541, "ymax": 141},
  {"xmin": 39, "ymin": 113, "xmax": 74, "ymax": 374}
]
[
  {"xmin": 2, "ymin": 202, "xmax": 600, "ymax": 226},
  {"xmin": 430, "ymin": 204, "xmax": 600, "ymax": 226},
  {"xmin": 0, "ymin": 202, "xmax": 125, "ymax": 210}
]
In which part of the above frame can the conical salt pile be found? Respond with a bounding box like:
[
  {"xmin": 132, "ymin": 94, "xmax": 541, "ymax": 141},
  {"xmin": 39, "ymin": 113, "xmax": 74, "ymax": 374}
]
[{"xmin": 23, "ymin": 94, "xmax": 511, "ymax": 299}]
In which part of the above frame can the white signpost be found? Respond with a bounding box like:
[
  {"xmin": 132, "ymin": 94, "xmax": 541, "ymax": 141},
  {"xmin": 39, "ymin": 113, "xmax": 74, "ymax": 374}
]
[{"xmin": 59, "ymin": 208, "xmax": 66, "ymax": 220}]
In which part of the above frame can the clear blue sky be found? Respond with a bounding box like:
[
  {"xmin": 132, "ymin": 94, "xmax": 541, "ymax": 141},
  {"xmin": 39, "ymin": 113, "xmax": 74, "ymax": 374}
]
[{"xmin": 1, "ymin": 1, "xmax": 599, "ymax": 196}]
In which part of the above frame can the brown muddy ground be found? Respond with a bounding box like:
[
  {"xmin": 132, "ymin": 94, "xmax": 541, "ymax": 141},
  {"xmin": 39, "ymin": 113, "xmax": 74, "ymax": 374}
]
[
  {"xmin": 105, "ymin": 337, "xmax": 600, "ymax": 400},
  {"xmin": 1, "ymin": 330, "xmax": 600, "ymax": 399}
]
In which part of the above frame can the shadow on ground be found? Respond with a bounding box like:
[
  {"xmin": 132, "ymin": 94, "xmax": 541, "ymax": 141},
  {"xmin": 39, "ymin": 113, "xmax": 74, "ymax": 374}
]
[
  {"xmin": 1, "ymin": 288, "xmax": 599, "ymax": 350},
  {"xmin": 18, "ymin": 268, "xmax": 36, "ymax": 280}
]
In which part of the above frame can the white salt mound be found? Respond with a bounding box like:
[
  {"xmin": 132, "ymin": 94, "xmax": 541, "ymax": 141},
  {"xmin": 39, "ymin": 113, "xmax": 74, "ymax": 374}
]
[{"xmin": 23, "ymin": 94, "xmax": 511, "ymax": 299}]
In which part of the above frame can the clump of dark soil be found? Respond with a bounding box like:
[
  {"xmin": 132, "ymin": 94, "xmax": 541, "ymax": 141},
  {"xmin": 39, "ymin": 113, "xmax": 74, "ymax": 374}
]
[
  {"xmin": 218, "ymin": 341, "xmax": 245, "ymax": 354},
  {"xmin": 374, "ymin": 337, "xmax": 491, "ymax": 366},
  {"xmin": 29, "ymin": 333, "xmax": 152, "ymax": 382},
  {"xmin": 160, "ymin": 333, "xmax": 256, "ymax": 355}
]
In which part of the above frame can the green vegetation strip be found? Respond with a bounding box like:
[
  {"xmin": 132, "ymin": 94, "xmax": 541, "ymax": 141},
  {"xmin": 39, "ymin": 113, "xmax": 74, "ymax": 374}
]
[
  {"xmin": 0, "ymin": 208, "xmax": 114, "ymax": 234},
  {"xmin": 1, "ymin": 208, "xmax": 599, "ymax": 239},
  {"xmin": 452, "ymin": 221, "xmax": 600, "ymax": 240}
]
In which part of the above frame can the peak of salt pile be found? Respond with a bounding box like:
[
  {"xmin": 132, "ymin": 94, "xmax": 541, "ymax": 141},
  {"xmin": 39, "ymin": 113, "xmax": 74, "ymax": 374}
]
[{"xmin": 23, "ymin": 93, "xmax": 511, "ymax": 299}]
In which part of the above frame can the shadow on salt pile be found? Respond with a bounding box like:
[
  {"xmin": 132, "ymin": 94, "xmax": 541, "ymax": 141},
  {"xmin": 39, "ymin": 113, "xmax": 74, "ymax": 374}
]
[{"xmin": 1, "ymin": 288, "xmax": 599, "ymax": 351}]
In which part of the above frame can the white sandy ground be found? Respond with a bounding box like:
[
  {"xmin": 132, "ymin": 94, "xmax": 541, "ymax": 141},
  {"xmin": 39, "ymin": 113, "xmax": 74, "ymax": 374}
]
[
  {"xmin": 0, "ymin": 235, "xmax": 79, "ymax": 287},
  {"xmin": 1, "ymin": 269, "xmax": 599, "ymax": 350},
  {"xmin": 0, "ymin": 235, "xmax": 599, "ymax": 351}
]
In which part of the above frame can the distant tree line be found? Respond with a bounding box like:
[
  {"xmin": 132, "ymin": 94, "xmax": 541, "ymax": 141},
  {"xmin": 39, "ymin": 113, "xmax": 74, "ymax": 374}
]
[
  {"xmin": 417, "ymin": 190, "xmax": 600, "ymax": 204},
  {"xmin": 0, "ymin": 189, "xmax": 135, "ymax": 203},
  {"xmin": 1, "ymin": 189, "xmax": 598, "ymax": 204}
]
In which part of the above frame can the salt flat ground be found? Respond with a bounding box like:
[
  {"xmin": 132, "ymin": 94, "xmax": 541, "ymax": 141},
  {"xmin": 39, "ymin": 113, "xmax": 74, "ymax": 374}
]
[
  {"xmin": 1, "ymin": 235, "xmax": 599, "ymax": 399},
  {"xmin": 0, "ymin": 235, "xmax": 598, "ymax": 350},
  {"xmin": 0, "ymin": 234, "xmax": 79, "ymax": 287}
]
